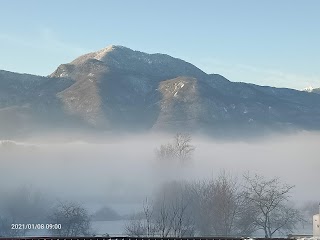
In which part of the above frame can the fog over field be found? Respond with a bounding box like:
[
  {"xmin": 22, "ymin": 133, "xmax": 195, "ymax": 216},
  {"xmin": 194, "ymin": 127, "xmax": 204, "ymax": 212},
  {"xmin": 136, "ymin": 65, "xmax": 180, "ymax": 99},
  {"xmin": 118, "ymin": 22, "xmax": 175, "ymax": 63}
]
[{"xmin": 1, "ymin": 131, "xmax": 319, "ymax": 211}]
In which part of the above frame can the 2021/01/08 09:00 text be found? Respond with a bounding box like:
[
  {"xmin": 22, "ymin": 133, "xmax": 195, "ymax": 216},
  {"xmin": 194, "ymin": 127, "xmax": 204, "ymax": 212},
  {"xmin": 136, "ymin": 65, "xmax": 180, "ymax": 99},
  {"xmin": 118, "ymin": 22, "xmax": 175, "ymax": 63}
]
[{"xmin": 11, "ymin": 223, "xmax": 62, "ymax": 230}]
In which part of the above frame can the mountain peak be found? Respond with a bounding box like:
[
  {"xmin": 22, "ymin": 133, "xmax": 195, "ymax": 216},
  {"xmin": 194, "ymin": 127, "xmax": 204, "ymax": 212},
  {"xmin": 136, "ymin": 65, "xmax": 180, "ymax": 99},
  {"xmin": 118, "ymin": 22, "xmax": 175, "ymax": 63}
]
[
  {"xmin": 302, "ymin": 86, "xmax": 315, "ymax": 92},
  {"xmin": 98, "ymin": 44, "xmax": 130, "ymax": 53},
  {"xmin": 70, "ymin": 45, "xmax": 130, "ymax": 65},
  {"xmin": 104, "ymin": 44, "xmax": 129, "ymax": 50},
  {"xmin": 94, "ymin": 45, "xmax": 133, "ymax": 61},
  {"xmin": 53, "ymin": 45, "xmax": 207, "ymax": 80},
  {"xmin": 302, "ymin": 86, "xmax": 320, "ymax": 94}
]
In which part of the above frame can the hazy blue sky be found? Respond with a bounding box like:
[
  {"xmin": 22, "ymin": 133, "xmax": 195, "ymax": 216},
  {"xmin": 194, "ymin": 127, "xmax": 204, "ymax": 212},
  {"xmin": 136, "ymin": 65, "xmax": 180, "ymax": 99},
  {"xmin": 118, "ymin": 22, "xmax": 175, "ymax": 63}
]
[{"xmin": 0, "ymin": 0, "xmax": 319, "ymax": 89}]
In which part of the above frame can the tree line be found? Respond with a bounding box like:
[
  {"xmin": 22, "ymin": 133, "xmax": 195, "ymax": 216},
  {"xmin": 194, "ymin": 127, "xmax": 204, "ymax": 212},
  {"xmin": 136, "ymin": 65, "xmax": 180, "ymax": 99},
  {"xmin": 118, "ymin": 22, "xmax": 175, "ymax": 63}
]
[
  {"xmin": 126, "ymin": 133, "xmax": 304, "ymax": 238},
  {"xmin": 125, "ymin": 172, "xmax": 304, "ymax": 238},
  {"xmin": 0, "ymin": 187, "xmax": 93, "ymax": 237}
]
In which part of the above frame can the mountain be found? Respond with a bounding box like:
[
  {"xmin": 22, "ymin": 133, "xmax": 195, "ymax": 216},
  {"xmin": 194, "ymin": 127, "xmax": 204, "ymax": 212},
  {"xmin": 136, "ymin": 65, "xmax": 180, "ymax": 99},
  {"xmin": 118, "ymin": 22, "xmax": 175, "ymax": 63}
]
[
  {"xmin": 1, "ymin": 45, "xmax": 320, "ymax": 139},
  {"xmin": 303, "ymin": 86, "xmax": 320, "ymax": 94},
  {"xmin": 312, "ymin": 88, "xmax": 320, "ymax": 94},
  {"xmin": 0, "ymin": 70, "xmax": 79, "ymax": 138}
]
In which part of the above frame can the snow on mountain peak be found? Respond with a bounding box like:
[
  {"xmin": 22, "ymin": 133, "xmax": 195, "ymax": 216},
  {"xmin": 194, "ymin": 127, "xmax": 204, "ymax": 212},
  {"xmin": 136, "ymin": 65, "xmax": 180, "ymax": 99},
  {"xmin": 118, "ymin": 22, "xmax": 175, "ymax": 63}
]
[
  {"xmin": 94, "ymin": 45, "xmax": 116, "ymax": 60},
  {"xmin": 70, "ymin": 45, "xmax": 130, "ymax": 65},
  {"xmin": 302, "ymin": 86, "xmax": 317, "ymax": 92}
]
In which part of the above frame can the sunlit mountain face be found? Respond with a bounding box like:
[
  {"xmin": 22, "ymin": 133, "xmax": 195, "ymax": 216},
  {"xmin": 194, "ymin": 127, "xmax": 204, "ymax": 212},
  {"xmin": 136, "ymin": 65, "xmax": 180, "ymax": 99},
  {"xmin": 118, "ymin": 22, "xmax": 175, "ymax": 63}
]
[{"xmin": 1, "ymin": 45, "xmax": 320, "ymax": 140}]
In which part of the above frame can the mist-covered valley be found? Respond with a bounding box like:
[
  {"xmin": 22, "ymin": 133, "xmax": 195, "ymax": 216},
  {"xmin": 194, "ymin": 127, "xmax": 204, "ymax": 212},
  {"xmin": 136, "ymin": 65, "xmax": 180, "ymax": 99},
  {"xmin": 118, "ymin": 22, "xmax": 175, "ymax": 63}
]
[{"xmin": 0, "ymin": 131, "xmax": 319, "ymax": 237}]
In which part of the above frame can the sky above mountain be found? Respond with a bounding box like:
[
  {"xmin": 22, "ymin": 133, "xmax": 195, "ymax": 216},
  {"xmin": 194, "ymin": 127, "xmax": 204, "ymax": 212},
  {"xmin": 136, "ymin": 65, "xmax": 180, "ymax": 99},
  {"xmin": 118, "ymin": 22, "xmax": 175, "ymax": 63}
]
[{"xmin": 0, "ymin": 0, "xmax": 319, "ymax": 90}]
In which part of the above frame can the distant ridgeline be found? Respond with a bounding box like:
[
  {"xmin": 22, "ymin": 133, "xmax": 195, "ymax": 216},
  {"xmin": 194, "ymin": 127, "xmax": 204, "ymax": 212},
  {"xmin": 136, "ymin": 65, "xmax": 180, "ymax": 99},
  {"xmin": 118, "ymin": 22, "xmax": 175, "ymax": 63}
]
[{"xmin": 1, "ymin": 45, "xmax": 320, "ymax": 139}]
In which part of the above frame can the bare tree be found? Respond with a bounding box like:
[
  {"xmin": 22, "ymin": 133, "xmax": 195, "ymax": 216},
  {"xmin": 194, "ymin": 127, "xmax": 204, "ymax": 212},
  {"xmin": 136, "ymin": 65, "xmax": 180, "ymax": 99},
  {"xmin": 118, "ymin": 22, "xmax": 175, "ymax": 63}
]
[
  {"xmin": 154, "ymin": 194, "xmax": 173, "ymax": 237},
  {"xmin": 171, "ymin": 192, "xmax": 195, "ymax": 237},
  {"xmin": 124, "ymin": 198, "xmax": 155, "ymax": 237},
  {"xmin": 143, "ymin": 198, "xmax": 155, "ymax": 236},
  {"xmin": 243, "ymin": 173, "xmax": 303, "ymax": 238},
  {"xmin": 211, "ymin": 173, "xmax": 244, "ymax": 236},
  {"xmin": 48, "ymin": 201, "xmax": 93, "ymax": 237},
  {"xmin": 125, "ymin": 172, "xmax": 304, "ymax": 238},
  {"xmin": 155, "ymin": 133, "xmax": 195, "ymax": 164},
  {"xmin": 156, "ymin": 143, "xmax": 176, "ymax": 163},
  {"xmin": 0, "ymin": 216, "xmax": 25, "ymax": 237},
  {"xmin": 0, "ymin": 186, "xmax": 48, "ymax": 224},
  {"xmin": 173, "ymin": 133, "xmax": 195, "ymax": 163},
  {"xmin": 153, "ymin": 181, "xmax": 195, "ymax": 237},
  {"xmin": 125, "ymin": 181, "xmax": 195, "ymax": 237},
  {"xmin": 234, "ymin": 196, "xmax": 258, "ymax": 236},
  {"xmin": 189, "ymin": 180, "xmax": 213, "ymax": 235},
  {"xmin": 124, "ymin": 213, "xmax": 146, "ymax": 237},
  {"xmin": 0, "ymin": 186, "xmax": 48, "ymax": 237},
  {"xmin": 191, "ymin": 172, "xmax": 254, "ymax": 237}
]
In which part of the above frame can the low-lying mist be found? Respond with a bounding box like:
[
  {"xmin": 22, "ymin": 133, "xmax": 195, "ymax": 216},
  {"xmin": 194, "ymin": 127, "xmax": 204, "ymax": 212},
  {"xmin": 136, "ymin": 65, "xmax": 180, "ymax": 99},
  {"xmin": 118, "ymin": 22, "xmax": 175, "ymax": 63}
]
[{"xmin": 1, "ymin": 131, "xmax": 319, "ymax": 214}]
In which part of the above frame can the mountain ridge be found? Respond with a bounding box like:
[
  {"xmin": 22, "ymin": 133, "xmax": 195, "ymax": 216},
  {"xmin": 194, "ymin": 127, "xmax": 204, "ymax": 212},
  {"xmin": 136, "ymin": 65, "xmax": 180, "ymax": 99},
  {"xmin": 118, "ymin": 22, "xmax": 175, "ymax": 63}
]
[
  {"xmin": 1, "ymin": 45, "xmax": 320, "ymax": 139},
  {"xmin": 302, "ymin": 86, "xmax": 320, "ymax": 94}
]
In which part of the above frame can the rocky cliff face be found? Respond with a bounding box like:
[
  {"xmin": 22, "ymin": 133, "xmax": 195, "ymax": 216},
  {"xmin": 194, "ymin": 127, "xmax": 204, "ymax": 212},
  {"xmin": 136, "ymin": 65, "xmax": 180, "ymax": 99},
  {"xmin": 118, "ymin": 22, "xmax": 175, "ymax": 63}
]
[{"xmin": 1, "ymin": 45, "xmax": 320, "ymax": 138}]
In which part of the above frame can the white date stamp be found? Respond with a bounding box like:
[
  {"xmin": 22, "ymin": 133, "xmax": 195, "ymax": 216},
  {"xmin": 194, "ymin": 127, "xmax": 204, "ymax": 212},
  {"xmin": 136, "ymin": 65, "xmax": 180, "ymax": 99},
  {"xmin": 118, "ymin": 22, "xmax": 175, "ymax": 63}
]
[{"xmin": 11, "ymin": 223, "xmax": 62, "ymax": 230}]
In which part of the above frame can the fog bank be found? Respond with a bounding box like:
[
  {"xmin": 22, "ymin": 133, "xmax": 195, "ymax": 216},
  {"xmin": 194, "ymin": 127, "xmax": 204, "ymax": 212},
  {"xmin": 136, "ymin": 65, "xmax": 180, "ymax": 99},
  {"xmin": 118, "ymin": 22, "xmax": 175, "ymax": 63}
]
[{"xmin": 0, "ymin": 131, "xmax": 319, "ymax": 210}]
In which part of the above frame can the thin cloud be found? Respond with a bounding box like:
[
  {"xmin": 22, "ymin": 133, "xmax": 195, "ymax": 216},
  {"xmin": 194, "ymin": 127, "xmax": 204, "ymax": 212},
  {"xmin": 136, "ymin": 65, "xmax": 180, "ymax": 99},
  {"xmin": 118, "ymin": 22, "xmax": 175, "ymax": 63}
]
[
  {"xmin": 235, "ymin": 64, "xmax": 320, "ymax": 89},
  {"xmin": 40, "ymin": 27, "xmax": 92, "ymax": 55},
  {"xmin": 197, "ymin": 58, "xmax": 320, "ymax": 90},
  {"xmin": 0, "ymin": 33, "xmax": 37, "ymax": 49},
  {"xmin": 0, "ymin": 28, "xmax": 91, "ymax": 56}
]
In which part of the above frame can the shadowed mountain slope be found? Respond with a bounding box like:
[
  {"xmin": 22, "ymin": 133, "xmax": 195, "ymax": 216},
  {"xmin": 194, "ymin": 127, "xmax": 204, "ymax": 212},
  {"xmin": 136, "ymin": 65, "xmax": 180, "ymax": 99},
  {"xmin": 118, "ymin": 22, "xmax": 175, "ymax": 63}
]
[{"xmin": 1, "ymin": 45, "xmax": 320, "ymax": 138}]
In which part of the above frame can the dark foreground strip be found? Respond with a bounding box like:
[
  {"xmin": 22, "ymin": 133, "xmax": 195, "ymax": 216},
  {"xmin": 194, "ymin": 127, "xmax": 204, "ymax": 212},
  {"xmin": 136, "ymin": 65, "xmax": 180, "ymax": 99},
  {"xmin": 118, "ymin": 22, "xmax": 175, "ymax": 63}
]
[{"xmin": 0, "ymin": 237, "xmax": 294, "ymax": 240}]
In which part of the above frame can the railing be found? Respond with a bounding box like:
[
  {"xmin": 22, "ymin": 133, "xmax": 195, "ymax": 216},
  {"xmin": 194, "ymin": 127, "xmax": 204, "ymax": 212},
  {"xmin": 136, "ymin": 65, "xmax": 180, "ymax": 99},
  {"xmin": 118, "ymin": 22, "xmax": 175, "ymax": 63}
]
[{"xmin": 0, "ymin": 237, "xmax": 296, "ymax": 240}]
